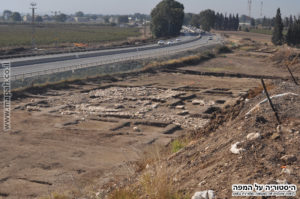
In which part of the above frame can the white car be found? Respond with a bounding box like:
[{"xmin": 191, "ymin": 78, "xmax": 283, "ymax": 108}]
[
  {"xmin": 209, "ymin": 36, "xmax": 213, "ymax": 40},
  {"xmin": 157, "ymin": 40, "xmax": 165, "ymax": 46},
  {"xmin": 176, "ymin": 38, "xmax": 181, "ymax": 42},
  {"xmin": 167, "ymin": 41, "xmax": 174, "ymax": 45}
]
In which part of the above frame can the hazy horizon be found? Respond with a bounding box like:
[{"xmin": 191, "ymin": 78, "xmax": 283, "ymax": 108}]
[{"xmin": 1, "ymin": 0, "xmax": 300, "ymax": 18}]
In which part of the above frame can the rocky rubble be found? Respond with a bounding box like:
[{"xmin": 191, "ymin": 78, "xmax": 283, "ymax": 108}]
[{"xmin": 53, "ymin": 86, "xmax": 213, "ymax": 130}]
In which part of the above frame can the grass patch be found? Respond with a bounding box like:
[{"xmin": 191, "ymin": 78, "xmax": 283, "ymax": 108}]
[
  {"xmin": 249, "ymin": 28, "xmax": 287, "ymax": 36},
  {"xmin": 109, "ymin": 189, "xmax": 138, "ymax": 199},
  {"xmin": 140, "ymin": 171, "xmax": 189, "ymax": 199},
  {"xmin": 249, "ymin": 29, "xmax": 273, "ymax": 35},
  {"xmin": 240, "ymin": 46, "xmax": 257, "ymax": 51},
  {"xmin": 108, "ymin": 144, "xmax": 191, "ymax": 199},
  {"xmin": 171, "ymin": 139, "xmax": 185, "ymax": 153},
  {"xmin": 144, "ymin": 50, "xmax": 216, "ymax": 71},
  {"xmin": 40, "ymin": 193, "xmax": 71, "ymax": 199},
  {"xmin": 248, "ymin": 82, "xmax": 275, "ymax": 99}
]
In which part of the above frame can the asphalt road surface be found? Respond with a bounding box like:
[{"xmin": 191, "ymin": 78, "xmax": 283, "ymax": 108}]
[{"xmin": 0, "ymin": 34, "xmax": 221, "ymax": 81}]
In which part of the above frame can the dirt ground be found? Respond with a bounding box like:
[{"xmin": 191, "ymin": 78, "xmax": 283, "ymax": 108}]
[
  {"xmin": 214, "ymin": 30, "xmax": 272, "ymax": 44},
  {"xmin": 122, "ymin": 32, "xmax": 300, "ymax": 199},
  {"xmin": 157, "ymin": 79, "xmax": 300, "ymax": 199},
  {"xmin": 0, "ymin": 31, "xmax": 299, "ymax": 199},
  {"xmin": 0, "ymin": 72, "xmax": 259, "ymax": 199}
]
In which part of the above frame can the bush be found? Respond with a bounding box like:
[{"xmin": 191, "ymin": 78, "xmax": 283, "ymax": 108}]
[
  {"xmin": 216, "ymin": 46, "xmax": 232, "ymax": 54},
  {"xmin": 109, "ymin": 189, "xmax": 138, "ymax": 199}
]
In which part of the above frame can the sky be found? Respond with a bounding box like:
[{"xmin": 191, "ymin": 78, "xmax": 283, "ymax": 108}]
[{"xmin": 1, "ymin": 0, "xmax": 300, "ymax": 18}]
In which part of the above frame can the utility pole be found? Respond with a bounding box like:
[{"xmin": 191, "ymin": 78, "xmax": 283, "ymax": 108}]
[
  {"xmin": 30, "ymin": 2, "xmax": 37, "ymax": 49},
  {"xmin": 260, "ymin": 1, "xmax": 263, "ymax": 17},
  {"xmin": 248, "ymin": 0, "xmax": 252, "ymax": 19}
]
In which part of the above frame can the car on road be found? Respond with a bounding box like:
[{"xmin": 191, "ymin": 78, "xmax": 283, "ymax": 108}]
[
  {"xmin": 209, "ymin": 36, "xmax": 213, "ymax": 40},
  {"xmin": 157, "ymin": 40, "xmax": 165, "ymax": 46},
  {"xmin": 176, "ymin": 38, "xmax": 181, "ymax": 42},
  {"xmin": 167, "ymin": 41, "xmax": 174, "ymax": 45}
]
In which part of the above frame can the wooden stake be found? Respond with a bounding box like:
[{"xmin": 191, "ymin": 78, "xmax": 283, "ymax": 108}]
[
  {"xmin": 261, "ymin": 79, "xmax": 281, "ymax": 124},
  {"xmin": 286, "ymin": 65, "xmax": 298, "ymax": 85}
]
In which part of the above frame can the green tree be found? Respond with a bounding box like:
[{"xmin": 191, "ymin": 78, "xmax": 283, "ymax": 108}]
[
  {"xmin": 54, "ymin": 13, "xmax": 67, "ymax": 22},
  {"xmin": 36, "ymin": 16, "xmax": 43, "ymax": 22},
  {"xmin": 286, "ymin": 16, "xmax": 300, "ymax": 46},
  {"xmin": 11, "ymin": 12, "xmax": 22, "ymax": 22},
  {"xmin": 199, "ymin": 9, "xmax": 215, "ymax": 31},
  {"xmin": 190, "ymin": 14, "xmax": 201, "ymax": 28},
  {"xmin": 235, "ymin": 14, "xmax": 240, "ymax": 30},
  {"xmin": 3, "ymin": 10, "xmax": 12, "ymax": 20},
  {"xmin": 75, "ymin": 11, "xmax": 84, "ymax": 17},
  {"xmin": 118, "ymin": 15, "xmax": 129, "ymax": 24},
  {"xmin": 272, "ymin": 8, "xmax": 284, "ymax": 45},
  {"xmin": 150, "ymin": 0, "xmax": 184, "ymax": 38},
  {"xmin": 250, "ymin": 18, "xmax": 255, "ymax": 27},
  {"xmin": 183, "ymin": 13, "xmax": 194, "ymax": 25}
]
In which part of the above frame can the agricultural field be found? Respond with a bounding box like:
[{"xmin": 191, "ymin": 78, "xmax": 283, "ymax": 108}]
[
  {"xmin": 0, "ymin": 23, "xmax": 141, "ymax": 47},
  {"xmin": 249, "ymin": 28, "xmax": 287, "ymax": 35}
]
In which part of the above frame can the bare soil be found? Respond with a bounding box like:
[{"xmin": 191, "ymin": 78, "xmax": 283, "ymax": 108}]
[
  {"xmin": 0, "ymin": 32, "xmax": 299, "ymax": 199},
  {"xmin": 155, "ymin": 79, "xmax": 300, "ymax": 199}
]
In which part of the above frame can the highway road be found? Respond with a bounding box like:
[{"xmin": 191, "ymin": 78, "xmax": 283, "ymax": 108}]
[{"xmin": 0, "ymin": 33, "xmax": 222, "ymax": 81}]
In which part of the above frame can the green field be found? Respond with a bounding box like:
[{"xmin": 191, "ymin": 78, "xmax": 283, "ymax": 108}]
[
  {"xmin": 249, "ymin": 28, "xmax": 287, "ymax": 35},
  {"xmin": 0, "ymin": 23, "xmax": 141, "ymax": 47}
]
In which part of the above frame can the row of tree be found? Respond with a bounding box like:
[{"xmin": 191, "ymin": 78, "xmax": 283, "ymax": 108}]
[
  {"xmin": 254, "ymin": 16, "xmax": 297, "ymax": 28},
  {"xmin": 150, "ymin": 0, "xmax": 241, "ymax": 38},
  {"xmin": 214, "ymin": 13, "xmax": 239, "ymax": 31},
  {"xmin": 286, "ymin": 17, "xmax": 300, "ymax": 45},
  {"xmin": 184, "ymin": 10, "xmax": 239, "ymax": 31},
  {"xmin": 2, "ymin": 10, "xmax": 64, "ymax": 22},
  {"xmin": 2, "ymin": 10, "xmax": 22, "ymax": 22},
  {"xmin": 272, "ymin": 8, "xmax": 300, "ymax": 46}
]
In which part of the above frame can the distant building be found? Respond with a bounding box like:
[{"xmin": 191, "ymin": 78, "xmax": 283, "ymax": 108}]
[
  {"xmin": 93, "ymin": 17, "xmax": 106, "ymax": 24},
  {"xmin": 66, "ymin": 17, "xmax": 75, "ymax": 23},
  {"xmin": 42, "ymin": 15, "xmax": 52, "ymax": 22},
  {"xmin": 239, "ymin": 22, "xmax": 251, "ymax": 27},
  {"xmin": 74, "ymin": 17, "xmax": 89, "ymax": 23},
  {"xmin": 109, "ymin": 16, "xmax": 119, "ymax": 24},
  {"xmin": 119, "ymin": 24, "xmax": 129, "ymax": 28},
  {"xmin": 23, "ymin": 15, "xmax": 32, "ymax": 22}
]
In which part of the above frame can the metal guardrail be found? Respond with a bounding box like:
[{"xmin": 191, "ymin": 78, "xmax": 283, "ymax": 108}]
[{"xmin": 0, "ymin": 36, "xmax": 223, "ymax": 82}]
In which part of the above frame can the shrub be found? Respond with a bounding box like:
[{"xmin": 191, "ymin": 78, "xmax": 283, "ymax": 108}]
[
  {"xmin": 109, "ymin": 189, "xmax": 138, "ymax": 199},
  {"xmin": 216, "ymin": 46, "xmax": 232, "ymax": 54}
]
